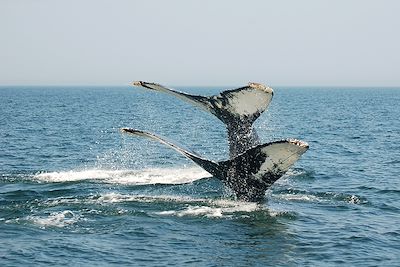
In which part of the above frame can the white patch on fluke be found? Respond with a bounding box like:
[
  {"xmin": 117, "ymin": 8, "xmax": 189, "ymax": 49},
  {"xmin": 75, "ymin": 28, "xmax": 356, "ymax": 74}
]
[
  {"xmin": 254, "ymin": 140, "xmax": 308, "ymax": 180},
  {"xmin": 225, "ymin": 88, "xmax": 273, "ymax": 117},
  {"xmin": 34, "ymin": 167, "xmax": 209, "ymax": 185}
]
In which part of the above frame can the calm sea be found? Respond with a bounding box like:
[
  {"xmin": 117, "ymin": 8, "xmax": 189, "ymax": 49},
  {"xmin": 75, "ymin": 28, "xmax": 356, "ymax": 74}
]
[{"xmin": 0, "ymin": 86, "xmax": 399, "ymax": 266}]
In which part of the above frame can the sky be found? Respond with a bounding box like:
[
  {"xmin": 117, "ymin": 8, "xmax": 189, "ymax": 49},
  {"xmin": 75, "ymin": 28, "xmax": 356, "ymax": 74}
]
[{"xmin": 0, "ymin": 0, "xmax": 399, "ymax": 87}]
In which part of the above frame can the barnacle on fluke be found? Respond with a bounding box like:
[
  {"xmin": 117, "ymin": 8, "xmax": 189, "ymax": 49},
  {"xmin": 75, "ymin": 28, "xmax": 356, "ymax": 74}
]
[{"xmin": 122, "ymin": 81, "xmax": 308, "ymax": 201}]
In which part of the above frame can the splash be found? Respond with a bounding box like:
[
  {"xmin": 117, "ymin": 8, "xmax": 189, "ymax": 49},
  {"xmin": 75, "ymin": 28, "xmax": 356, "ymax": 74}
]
[
  {"xmin": 27, "ymin": 210, "xmax": 80, "ymax": 228},
  {"xmin": 34, "ymin": 167, "xmax": 210, "ymax": 185},
  {"xmin": 25, "ymin": 192, "xmax": 266, "ymax": 219},
  {"xmin": 156, "ymin": 200, "xmax": 260, "ymax": 218},
  {"xmin": 271, "ymin": 190, "xmax": 367, "ymax": 205},
  {"xmin": 95, "ymin": 192, "xmax": 207, "ymax": 204},
  {"xmin": 275, "ymin": 193, "xmax": 320, "ymax": 202},
  {"xmin": 45, "ymin": 192, "xmax": 263, "ymax": 218}
]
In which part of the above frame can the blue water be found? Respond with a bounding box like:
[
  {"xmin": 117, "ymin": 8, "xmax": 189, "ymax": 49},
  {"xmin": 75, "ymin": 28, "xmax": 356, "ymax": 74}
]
[{"xmin": 0, "ymin": 86, "xmax": 399, "ymax": 266}]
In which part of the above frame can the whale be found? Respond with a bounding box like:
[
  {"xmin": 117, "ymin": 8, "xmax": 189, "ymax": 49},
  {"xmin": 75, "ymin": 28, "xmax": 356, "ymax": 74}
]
[
  {"xmin": 122, "ymin": 82, "xmax": 308, "ymax": 201},
  {"xmin": 121, "ymin": 128, "xmax": 308, "ymax": 201},
  {"xmin": 132, "ymin": 81, "xmax": 274, "ymax": 158}
]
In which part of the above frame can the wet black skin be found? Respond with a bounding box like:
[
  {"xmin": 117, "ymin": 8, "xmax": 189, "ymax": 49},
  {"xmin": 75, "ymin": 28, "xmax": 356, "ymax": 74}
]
[{"xmin": 126, "ymin": 82, "xmax": 304, "ymax": 202}]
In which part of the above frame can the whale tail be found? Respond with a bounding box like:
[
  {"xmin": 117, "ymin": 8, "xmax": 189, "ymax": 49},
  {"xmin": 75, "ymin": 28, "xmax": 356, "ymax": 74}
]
[
  {"xmin": 121, "ymin": 128, "xmax": 224, "ymax": 178},
  {"xmin": 132, "ymin": 81, "xmax": 273, "ymax": 125},
  {"xmin": 121, "ymin": 128, "xmax": 308, "ymax": 201},
  {"xmin": 132, "ymin": 81, "xmax": 274, "ymax": 157},
  {"xmin": 218, "ymin": 138, "xmax": 309, "ymax": 201}
]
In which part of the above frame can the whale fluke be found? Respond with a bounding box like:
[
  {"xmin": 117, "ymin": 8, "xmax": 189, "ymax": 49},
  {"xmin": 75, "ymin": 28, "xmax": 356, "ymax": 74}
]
[
  {"xmin": 121, "ymin": 128, "xmax": 223, "ymax": 178},
  {"xmin": 121, "ymin": 128, "xmax": 308, "ymax": 201},
  {"xmin": 132, "ymin": 81, "xmax": 274, "ymax": 157}
]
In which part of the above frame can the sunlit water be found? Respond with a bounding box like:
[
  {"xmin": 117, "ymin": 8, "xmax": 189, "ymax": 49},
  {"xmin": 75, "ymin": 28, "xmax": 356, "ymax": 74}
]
[{"xmin": 1, "ymin": 86, "xmax": 399, "ymax": 266}]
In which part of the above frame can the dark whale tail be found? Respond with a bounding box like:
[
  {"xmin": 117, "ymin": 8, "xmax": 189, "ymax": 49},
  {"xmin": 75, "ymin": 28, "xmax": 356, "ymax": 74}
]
[
  {"xmin": 121, "ymin": 128, "xmax": 308, "ymax": 201},
  {"xmin": 121, "ymin": 128, "xmax": 223, "ymax": 178},
  {"xmin": 132, "ymin": 81, "xmax": 274, "ymax": 157}
]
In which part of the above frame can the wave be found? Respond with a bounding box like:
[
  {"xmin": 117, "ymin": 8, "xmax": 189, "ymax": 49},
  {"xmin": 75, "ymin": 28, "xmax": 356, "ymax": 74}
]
[
  {"xmin": 33, "ymin": 167, "xmax": 210, "ymax": 185},
  {"xmin": 271, "ymin": 189, "xmax": 367, "ymax": 205},
  {"xmin": 35, "ymin": 192, "xmax": 282, "ymax": 219},
  {"xmin": 93, "ymin": 192, "xmax": 261, "ymax": 218},
  {"xmin": 274, "ymin": 193, "xmax": 320, "ymax": 202},
  {"xmin": 26, "ymin": 210, "xmax": 81, "ymax": 228},
  {"xmin": 155, "ymin": 202, "xmax": 259, "ymax": 218},
  {"xmin": 40, "ymin": 190, "xmax": 365, "ymax": 213}
]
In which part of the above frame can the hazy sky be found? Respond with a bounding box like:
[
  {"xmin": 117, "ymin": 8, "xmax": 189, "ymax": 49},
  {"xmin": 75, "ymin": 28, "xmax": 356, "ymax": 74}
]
[{"xmin": 1, "ymin": 0, "xmax": 399, "ymax": 86}]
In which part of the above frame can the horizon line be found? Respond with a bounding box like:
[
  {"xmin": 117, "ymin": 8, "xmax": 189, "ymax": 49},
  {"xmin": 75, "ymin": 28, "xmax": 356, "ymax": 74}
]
[{"xmin": 0, "ymin": 84, "xmax": 400, "ymax": 89}]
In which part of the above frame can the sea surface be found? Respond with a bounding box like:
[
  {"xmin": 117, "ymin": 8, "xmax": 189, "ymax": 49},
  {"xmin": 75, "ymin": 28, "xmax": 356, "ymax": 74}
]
[{"xmin": 0, "ymin": 85, "xmax": 399, "ymax": 266}]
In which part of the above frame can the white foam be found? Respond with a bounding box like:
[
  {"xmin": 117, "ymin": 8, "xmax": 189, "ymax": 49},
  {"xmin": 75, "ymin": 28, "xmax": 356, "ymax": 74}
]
[
  {"xmin": 34, "ymin": 167, "xmax": 210, "ymax": 185},
  {"xmin": 37, "ymin": 193, "xmax": 209, "ymax": 208},
  {"xmin": 95, "ymin": 192, "xmax": 207, "ymax": 204},
  {"xmin": 27, "ymin": 210, "xmax": 80, "ymax": 228},
  {"xmin": 274, "ymin": 193, "xmax": 320, "ymax": 202},
  {"xmin": 283, "ymin": 169, "xmax": 307, "ymax": 177},
  {"xmin": 20, "ymin": 192, "xmax": 290, "ymax": 220},
  {"xmin": 86, "ymin": 192, "xmax": 261, "ymax": 218},
  {"xmin": 156, "ymin": 199, "xmax": 260, "ymax": 218},
  {"xmin": 157, "ymin": 206, "xmax": 224, "ymax": 217},
  {"xmin": 268, "ymin": 210, "xmax": 286, "ymax": 217}
]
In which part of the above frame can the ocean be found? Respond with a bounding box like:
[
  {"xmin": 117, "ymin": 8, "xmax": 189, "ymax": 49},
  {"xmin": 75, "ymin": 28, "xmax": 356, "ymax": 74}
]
[{"xmin": 0, "ymin": 86, "xmax": 399, "ymax": 266}]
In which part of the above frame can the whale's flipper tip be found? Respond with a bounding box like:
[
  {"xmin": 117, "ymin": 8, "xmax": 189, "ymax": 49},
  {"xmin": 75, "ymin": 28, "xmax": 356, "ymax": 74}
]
[
  {"xmin": 132, "ymin": 81, "xmax": 143, "ymax": 86},
  {"xmin": 120, "ymin": 127, "xmax": 130, "ymax": 133},
  {"xmin": 248, "ymin": 82, "xmax": 274, "ymax": 94},
  {"xmin": 120, "ymin": 127, "xmax": 131, "ymax": 133},
  {"xmin": 288, "ymin": 138, "xmax": 309, "ymax": 149},
  {"xmin": 121, "ymin": 128, "xmax": 149, "ymax": 138}
]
